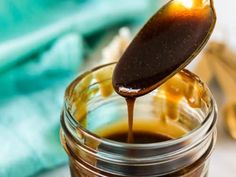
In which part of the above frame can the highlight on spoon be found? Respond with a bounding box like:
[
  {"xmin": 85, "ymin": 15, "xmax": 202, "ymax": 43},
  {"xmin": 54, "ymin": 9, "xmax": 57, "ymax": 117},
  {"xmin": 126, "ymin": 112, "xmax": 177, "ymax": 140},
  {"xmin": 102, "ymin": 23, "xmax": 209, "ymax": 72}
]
[
  {"xmin": 177, "ymin": 0, "xmax": 194, "ymax": 8},
  {"xmin": 176, "ymin": 0, "xmax": 211, "ymax": 8}
]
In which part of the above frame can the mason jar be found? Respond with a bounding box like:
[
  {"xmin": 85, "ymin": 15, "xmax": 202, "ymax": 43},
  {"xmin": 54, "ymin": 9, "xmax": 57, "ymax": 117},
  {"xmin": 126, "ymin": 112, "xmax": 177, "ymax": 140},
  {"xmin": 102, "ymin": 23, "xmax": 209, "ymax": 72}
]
[{"xmin": 60, "ymin": 63, "xmax": 217, "ymax": 177}]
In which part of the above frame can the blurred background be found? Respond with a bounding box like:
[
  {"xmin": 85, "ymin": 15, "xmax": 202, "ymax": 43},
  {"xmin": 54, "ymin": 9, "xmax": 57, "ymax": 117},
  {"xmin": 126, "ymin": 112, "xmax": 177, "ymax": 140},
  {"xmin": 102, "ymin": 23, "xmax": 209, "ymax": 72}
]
[{"xmin": 0, "ymin": 0, "xmax": 235, "ymax": 177}]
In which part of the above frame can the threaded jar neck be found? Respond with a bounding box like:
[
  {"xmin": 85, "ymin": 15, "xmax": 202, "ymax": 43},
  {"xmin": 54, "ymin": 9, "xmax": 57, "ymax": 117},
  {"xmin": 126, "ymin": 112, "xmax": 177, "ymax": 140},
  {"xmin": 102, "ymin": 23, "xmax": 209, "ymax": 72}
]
[{"xmin": 61, "ymin": 63, "xmax": 217, "ymax": 176}]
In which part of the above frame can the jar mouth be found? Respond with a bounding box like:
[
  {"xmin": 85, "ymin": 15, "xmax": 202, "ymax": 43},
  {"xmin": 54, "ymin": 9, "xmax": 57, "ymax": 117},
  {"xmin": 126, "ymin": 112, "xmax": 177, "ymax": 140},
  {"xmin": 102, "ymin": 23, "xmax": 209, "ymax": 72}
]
[{"xmin": 64, "ymin": 62, "xmax": 217, "ymax": 149}]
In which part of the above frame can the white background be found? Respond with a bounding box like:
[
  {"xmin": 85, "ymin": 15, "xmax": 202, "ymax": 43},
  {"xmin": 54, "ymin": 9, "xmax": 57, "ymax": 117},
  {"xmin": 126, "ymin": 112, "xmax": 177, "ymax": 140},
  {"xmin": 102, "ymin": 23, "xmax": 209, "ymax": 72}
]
[{"xmin": 198, "ymin": 0, "xmax": 236, "ymax": 175}]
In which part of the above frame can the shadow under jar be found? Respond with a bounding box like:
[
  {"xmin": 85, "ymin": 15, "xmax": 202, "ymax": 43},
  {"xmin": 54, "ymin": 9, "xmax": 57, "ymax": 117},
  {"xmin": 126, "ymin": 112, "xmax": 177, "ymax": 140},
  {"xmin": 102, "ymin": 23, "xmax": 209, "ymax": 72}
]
[{"xmin": 60, "ymin": 63, "xmax": 217, "ymax": 177}]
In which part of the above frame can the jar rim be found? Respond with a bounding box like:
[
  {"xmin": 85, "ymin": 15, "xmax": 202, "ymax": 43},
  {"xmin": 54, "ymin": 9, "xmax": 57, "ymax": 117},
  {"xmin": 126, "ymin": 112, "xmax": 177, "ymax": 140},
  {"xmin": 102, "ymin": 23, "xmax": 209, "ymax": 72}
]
[{"xmin": 64, "ymin": 62, "xmax": 217, "ymax": 149}]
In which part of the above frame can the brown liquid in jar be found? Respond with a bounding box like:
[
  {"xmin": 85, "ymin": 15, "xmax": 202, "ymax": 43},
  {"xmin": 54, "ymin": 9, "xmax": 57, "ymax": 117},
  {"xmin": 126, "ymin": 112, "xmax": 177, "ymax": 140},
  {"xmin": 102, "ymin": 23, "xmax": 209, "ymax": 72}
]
[
  {"xmin": 66, "ymin": 70, "xmax": 212, "ymax": 177},
  {"xmin": 105, "ymin": 131, "xmax": 171, "ymax": 144},
  {"xmin": 69, "ymin": 125, "xmax": 211, "ymax": 177}
]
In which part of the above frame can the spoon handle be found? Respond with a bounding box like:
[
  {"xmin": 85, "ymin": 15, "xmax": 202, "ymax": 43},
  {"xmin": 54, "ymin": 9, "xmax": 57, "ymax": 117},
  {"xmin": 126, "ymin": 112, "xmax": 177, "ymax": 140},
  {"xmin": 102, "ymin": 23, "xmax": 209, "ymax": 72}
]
[
  {"xmin": 194, "ymin": 53, "xmax": 214, "ymax": 84},
  {"xmin": 212, "ymin": 56, "xmax": 236, "ymax": 101}
]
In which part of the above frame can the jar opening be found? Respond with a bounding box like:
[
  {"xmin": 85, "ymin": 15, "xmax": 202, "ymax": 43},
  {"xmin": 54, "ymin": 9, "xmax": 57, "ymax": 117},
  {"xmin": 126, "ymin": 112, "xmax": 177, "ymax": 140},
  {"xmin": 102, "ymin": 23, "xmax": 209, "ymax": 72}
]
[{"xmin": 63, "ymin": 63, "xmax": 216, "ymax": 148}]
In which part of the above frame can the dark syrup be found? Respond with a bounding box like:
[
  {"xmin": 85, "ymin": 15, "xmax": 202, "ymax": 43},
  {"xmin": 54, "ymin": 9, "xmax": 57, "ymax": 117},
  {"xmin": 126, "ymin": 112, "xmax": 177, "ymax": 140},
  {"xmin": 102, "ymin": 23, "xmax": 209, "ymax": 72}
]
[
  {"xmin": 105, "ymin": 131, "xmax": 171, "ymax": 144},
  {"xmin": 113, "ymin": 1, "xmax": 216, "ymax": 97},
  {"xmin": 112, "ymin": 0, "xmax": 216, "ymax": 143}
]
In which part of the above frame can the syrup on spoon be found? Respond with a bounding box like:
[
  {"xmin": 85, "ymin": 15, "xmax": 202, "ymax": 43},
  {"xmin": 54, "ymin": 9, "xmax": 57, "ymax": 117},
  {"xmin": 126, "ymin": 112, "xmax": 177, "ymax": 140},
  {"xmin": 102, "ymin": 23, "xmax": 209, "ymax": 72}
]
[{"xmin": 113, "ymin": 0, "xmax": 216, "ymax": 98}]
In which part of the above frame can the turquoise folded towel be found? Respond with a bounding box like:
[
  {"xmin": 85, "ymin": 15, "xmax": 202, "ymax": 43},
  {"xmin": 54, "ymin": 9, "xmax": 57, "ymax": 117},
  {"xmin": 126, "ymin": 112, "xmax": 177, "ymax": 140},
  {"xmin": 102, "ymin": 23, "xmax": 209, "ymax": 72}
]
[{"xmin": 0, "ymin": 0, "xmax": 160, "ymax": 176}]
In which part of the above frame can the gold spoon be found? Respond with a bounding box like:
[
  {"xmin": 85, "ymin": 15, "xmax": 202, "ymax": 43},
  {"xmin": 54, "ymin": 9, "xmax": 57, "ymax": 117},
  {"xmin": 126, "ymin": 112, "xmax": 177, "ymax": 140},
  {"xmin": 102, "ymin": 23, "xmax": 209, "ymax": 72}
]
[
  {"xmin": 195, "ymin": 41, "xmax": 236, "ymax": 84},
  {"xmin": 194, "ymin": 52, "xmax": 215, "ymax": 83},
  {"xmin": 207, "ymin": 42, "xmax": 236, "ymax": 80},
  {"xmin": 212, "ymin": 58, "xmax": 236, "ymax": 139}
]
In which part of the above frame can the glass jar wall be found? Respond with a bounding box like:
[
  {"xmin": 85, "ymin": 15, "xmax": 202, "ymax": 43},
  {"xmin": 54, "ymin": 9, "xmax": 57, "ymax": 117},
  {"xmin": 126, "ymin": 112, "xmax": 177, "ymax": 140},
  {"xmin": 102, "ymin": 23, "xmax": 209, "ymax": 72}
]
[{"xmin": 60, "ymin": 63, "xmax": 217, "ymax": 177}]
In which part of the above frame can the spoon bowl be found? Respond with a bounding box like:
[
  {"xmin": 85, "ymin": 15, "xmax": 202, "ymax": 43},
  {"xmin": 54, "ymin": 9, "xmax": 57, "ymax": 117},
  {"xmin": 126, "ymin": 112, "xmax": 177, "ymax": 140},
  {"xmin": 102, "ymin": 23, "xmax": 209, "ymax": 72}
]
[{"xmin": 113, "ymin": 0, "xmax": 216, "ymax": 97}]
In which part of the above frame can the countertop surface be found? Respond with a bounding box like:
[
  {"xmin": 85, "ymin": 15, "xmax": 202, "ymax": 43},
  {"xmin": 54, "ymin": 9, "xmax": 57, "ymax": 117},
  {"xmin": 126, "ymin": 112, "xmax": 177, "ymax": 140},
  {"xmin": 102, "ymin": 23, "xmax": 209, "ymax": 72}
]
[{"xmin": 36, "ymin": 0, "xmax": 236, "ymax": 176}]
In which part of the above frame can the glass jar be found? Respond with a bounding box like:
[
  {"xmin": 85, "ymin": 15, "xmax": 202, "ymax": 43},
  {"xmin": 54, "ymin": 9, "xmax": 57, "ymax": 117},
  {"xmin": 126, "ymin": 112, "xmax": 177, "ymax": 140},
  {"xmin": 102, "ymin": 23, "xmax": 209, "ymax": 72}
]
[{"xmin": 60, "ymin": 63, "xmax": 217, "ymax": 177}]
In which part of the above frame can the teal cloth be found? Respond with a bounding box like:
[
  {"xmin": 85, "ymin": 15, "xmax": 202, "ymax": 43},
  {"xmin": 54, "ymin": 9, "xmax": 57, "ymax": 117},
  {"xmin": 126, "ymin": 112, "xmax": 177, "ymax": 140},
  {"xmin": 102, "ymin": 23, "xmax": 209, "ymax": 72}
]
[{"xmin": 0, "ymin": 0, "xmax": 160, "ymax": 177}]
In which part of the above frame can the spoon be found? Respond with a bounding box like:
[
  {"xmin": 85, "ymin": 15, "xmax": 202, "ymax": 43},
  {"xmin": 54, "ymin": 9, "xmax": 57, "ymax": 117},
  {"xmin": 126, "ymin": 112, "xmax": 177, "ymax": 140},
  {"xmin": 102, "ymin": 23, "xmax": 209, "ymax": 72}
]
[
  {"xmin": 194, "ymin": 52, "xmax": 214, "ymax": 83},
  {"xmin": 194, "ymin": 42, "xmax": 236, "ymax": 84},
  {"xmin": 113, "ymin": 0, "xmax": 216, "ymax": 97},
  {"xmin": 212, "ymin": 59, "xmax": 236, "ymax": 139},
  {"xmin": 208, "ymin": 42, "xmax": 236, "ymax": 74}
]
